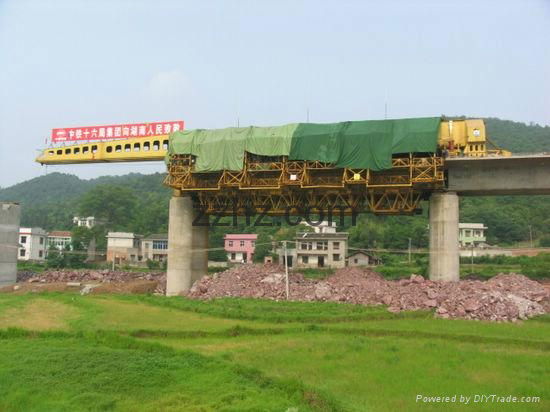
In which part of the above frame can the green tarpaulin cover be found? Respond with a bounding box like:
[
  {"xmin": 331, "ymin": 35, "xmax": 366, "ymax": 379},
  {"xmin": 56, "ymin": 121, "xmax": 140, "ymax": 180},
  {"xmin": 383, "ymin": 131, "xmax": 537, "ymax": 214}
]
[{"xmin": 168, "ymin": 117, "xmax": 441, "ymax": 172}]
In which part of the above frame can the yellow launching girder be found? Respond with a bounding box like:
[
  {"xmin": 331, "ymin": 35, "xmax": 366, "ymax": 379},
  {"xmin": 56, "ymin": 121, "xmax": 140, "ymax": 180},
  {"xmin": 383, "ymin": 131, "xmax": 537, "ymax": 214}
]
[{"xmin": 35, "ymin": 135, "xmax": 170, "ymax": 165}]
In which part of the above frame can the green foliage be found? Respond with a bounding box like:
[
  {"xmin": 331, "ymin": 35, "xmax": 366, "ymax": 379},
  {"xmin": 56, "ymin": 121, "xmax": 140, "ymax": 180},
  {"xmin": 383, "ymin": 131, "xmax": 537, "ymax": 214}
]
[
  {"xmin": 253, "ymin": 232, "xmax": 271, "ymax": 262},
  {"xmin": 45, "ymin": 246, "xmax": 65, "ymax": 269},
  {"xmin": 459, "ymin": 253, "xmax": 550, "ymax": 280},
  {"xmin": 66, "ymin": 241, "xmax": 87, "ymax": 269},
  {"xmin": 299, "ymin": 268, "xmax": 335, "ymax": 279},
  {"xmin": 17, "ymin": 260, "xmax": 46, "ymax": 273},
  {"xmin": 485, "ymin": 117, "xmax": 550, "ymax": 153},
  {"xmin": 46, "ymin": 243, "xmax": 86, "ymax": 269},
  {"xmin": 349, "ymin": 213, "xmax": 429, "ymax": 249},
  {"xmin": 71, "ymin": 225, "xmax": 90, "ymax": 244},
  {"xmin": 540, "ymin": 235, "xmax": 550, "ymax": 247},
  {"xmin": 145, "ymin": 259, "xmax": 160, "ymax": 270},
  {"xmin": 79, "ymin": 184, "xmax": 138, "ymax": 229}
]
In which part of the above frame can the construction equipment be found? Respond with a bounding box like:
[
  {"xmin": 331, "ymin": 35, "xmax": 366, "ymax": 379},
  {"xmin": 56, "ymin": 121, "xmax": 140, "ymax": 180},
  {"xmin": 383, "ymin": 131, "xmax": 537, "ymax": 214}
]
[
  {"xmin": 36, "ymin": 135, "xmax": 170, "ymax": 164},
  {"xmin": 438, "ymin": 118, "xmax": 511, "ymax": 157},
  {"xmin": 35, "ymin": 117, "xmax": 511, "ymax": 215},
  {"xmin": 35, "ymin": 118, "xmax": 509, "ymax": 165}
]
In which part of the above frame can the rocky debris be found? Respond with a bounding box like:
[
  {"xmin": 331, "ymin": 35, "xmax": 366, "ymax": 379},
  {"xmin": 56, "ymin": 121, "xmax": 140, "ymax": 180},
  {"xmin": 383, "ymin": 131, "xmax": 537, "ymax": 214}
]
[
  {"xmin": 12, "ymin": 266, "xmax": 549, "ymax": 322},
  {"xmin": 16, "ymin": 271, "xmax": 36, "ymax": 283},
  {"xmin": 80, "ymin": 284, "xmax": 101, "ymax": 296},
  {"xmin": 314, "ymin": 282, "xmax": 332, "ymax": 300},
  {"xmin": 16, "ymin": 269, "xmax": 166, "ymax": 295},
  {"xmin": 188, "ymin": 265, "xmax": 549, "ymax": 322}
]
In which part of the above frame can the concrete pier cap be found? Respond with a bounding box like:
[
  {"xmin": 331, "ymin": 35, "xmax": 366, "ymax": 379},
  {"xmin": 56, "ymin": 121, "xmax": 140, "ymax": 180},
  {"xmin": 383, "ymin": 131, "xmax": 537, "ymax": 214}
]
[
  {"xmin": 428, "ymin": 191, "xmax": 459, "ymax": 282},
  {"xmin": 166, "ymin": 194, "xmax": 209, "ymax": 296}
]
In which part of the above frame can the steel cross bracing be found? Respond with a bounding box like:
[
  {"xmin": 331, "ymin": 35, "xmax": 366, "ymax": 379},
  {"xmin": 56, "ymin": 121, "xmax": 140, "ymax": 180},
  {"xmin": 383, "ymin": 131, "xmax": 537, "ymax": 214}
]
[{"xmin": 164, "ymin": 153, "xmax": 444, "ymax": 215}]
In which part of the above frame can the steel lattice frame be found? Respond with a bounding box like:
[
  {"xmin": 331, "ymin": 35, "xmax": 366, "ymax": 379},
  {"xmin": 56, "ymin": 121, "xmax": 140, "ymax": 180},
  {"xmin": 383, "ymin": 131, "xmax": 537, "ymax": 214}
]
[{"xmin": 164, "ymin": 153, "xmax": 444, "ymax": 215}]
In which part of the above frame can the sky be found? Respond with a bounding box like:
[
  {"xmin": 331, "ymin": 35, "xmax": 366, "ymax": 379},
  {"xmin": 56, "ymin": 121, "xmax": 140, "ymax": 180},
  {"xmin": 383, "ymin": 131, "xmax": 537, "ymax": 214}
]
[{"xmin": 0, "ymin": 0, "xmax": 549, "ymax": 187}]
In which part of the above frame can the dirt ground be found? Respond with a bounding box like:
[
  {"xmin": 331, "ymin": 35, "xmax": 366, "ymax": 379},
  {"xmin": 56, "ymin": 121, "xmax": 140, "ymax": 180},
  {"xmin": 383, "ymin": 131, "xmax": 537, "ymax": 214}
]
[{"xmin": 0, "ymin": 280, "xmax": 159, "ymax": 295}]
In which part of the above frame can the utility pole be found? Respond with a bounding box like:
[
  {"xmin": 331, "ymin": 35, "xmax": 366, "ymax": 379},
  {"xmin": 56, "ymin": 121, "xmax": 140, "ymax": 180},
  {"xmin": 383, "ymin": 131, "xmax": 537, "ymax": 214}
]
[
  {"xmin": 470, "ymin": 244, "xmax": 474, "ymax": 274},
  {"xmin": 408, "ymin": 238, "xmax": 412, "ymax": 264},
  {"xmin": 529, "ymin": 225, "xmax": 533, "ymax": 248},
  {"xmin": 283, "ymin": 241, "xmax": 289, "ymax": 300}
]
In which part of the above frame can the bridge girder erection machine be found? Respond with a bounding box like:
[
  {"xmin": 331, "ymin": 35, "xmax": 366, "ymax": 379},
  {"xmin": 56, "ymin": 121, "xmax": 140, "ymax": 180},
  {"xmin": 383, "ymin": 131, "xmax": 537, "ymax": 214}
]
[{"xmin": 36, "ymin": 118, "xmax": 507, "ymax": 216}]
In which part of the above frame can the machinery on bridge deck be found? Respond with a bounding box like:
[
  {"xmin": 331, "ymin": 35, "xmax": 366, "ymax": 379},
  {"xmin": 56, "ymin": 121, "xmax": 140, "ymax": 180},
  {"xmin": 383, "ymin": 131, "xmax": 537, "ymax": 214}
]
[
  {"xmin": 36, "ymin": 135, "xmax": 170, "ymax": 164},
  {"xmin": 35, "ymin": 118, "xmax": 510, "ymax": 215}
]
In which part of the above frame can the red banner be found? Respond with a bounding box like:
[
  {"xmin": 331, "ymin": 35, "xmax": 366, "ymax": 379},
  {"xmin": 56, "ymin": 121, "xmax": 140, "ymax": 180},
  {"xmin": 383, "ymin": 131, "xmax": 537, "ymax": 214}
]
[{"xmin": 51, "ymin": 121, "xmax": 184, "ymax": 143}]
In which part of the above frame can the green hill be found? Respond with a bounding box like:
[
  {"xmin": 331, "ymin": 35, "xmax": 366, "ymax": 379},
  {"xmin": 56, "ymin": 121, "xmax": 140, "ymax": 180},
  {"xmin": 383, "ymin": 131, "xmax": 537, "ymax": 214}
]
[
  {"xmin": 0, "ymin": 172, "xmax": 170, "ymax": 232},
  {"xmin": 485, "ymin": 117, "xmax": 550, "ymax": 153}
]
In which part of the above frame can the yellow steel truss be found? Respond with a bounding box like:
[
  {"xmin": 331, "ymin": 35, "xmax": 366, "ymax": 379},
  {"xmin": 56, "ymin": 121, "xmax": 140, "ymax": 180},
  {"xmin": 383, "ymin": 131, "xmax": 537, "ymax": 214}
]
[{"xmin": 164, "ymin": 153, "xmax": 443, "ymax": 215}]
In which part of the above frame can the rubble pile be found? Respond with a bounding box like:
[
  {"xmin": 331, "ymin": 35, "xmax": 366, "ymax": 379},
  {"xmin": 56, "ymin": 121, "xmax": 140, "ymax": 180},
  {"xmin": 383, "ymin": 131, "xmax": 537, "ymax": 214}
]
[
  {"xmin": 188, "ymin": 265, "xmax": 549, "ymax": 322},
  {"xmin": 13, "ymin": 266, "xmax": 548, "ymax": 321},
  {"xmin": 189, "ymin": 264, "xmax": 317, "ymax": 300},
  {"xmin": 17, "ymin": 269, "xmax": 166, "ymax": 294}
]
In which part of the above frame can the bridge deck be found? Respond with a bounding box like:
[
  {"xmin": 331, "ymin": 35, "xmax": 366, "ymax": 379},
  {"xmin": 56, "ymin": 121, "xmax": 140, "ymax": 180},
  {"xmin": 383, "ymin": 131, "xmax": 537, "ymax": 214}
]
[{"xmin": 445, "ymin": 154, "xmax": 550, "ymax": 195}]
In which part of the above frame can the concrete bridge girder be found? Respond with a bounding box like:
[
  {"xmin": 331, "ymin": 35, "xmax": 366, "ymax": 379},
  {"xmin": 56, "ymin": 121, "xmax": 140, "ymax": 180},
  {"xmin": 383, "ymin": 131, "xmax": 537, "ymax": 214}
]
[{"xmin": 446, "ymin": 155, "xmax": 550, "ymax": 196}]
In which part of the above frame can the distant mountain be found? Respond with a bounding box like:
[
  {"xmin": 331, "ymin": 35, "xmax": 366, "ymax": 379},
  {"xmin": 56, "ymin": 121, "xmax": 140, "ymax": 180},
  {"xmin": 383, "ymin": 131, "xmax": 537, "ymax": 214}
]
[
  {"xmin": 0, "ymin": 172, "xmax": 170, "ymax": 230},
  {"xmin": 0, "ymin": 172, "xmax": 169, "ymax": 205},
  {"xmin": 485, "ymin": 117, "xmax": 550, "ymax": 153},
  {"xmin": 0, "ymin": 173, "xmax": 88, "ymax": 205}
]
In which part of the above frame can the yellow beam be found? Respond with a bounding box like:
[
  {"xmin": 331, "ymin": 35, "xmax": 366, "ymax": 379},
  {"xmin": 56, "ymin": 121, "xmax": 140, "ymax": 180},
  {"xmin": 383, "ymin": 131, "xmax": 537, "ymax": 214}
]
[{"xmin": 35, "ymin": 135, "xmax": 169, "ymax": 165}]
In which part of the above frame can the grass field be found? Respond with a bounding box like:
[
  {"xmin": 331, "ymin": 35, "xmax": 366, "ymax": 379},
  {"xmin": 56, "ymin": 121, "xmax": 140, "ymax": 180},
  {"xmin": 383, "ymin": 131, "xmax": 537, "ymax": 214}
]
[{"xmin": 0, "ymin": 293, "xmax": 549, "ymax": 411}]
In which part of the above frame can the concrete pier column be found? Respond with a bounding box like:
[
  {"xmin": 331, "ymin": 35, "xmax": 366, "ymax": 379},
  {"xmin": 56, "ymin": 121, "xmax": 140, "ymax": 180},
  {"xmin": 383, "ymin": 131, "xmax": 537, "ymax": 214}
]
[
  {"xmin": 191, "ymin": 219, "xmax": 209, "ymax": 284},
  {"xmin": 0, "ymin": 202, "xmax": 21, "ymax": 287},
  {"xmin": 166, "ymin": 195, "xmax": 194, "ymax": 295},
  {"xmin": 429, "ymin": 192, "xmax": 459, "ymax": 282}
]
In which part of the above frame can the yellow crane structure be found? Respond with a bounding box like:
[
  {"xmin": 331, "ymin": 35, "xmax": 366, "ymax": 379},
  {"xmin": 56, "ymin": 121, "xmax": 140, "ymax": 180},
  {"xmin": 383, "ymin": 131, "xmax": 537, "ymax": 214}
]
[{"xmin": 36, "ymin": 118, "xmax": 510, "ymax": 215}]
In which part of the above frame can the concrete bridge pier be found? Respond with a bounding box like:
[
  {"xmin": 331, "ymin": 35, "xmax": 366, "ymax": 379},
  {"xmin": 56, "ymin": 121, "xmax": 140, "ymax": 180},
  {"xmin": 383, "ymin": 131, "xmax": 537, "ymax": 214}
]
[
  {"xmin": 0, "ymin": 202, "xmax": 21, "ymax": 287},
  {"xmin": 192, "ymin": 221, "xmax": 209, "ymax": 285},
  {"xmin": 166, "ymin": 194, "xmax": 208, "ymax": 296},
  {"xmin": 428, "ymin": 191, "xmax": 459, "ymax": 282}
]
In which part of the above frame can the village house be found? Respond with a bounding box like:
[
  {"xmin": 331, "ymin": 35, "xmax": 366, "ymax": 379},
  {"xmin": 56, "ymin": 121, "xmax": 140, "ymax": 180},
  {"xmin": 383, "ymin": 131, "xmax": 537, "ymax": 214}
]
[
  {"xmin": 18, "ymin": 227, "xmax": 48, "ymax": 261},
  {"xmin": 459, "ymin": 223, "xmax": 488, "ymax": 248},
  {"xmin": 106, "ymin": 232, "xmax": 142, "ymax": 264},
  {"xmin": 141, "ymin": 233, "xmax": 168, "ymax": 262},
  {"xmin": 293, "ymin": 231, "xmax": 349, "ymax": 269},
  {"xmin": 72, "ymin": 216, "xmax": 96, "ymax": 228},
  {"xmin": 347, "ymin": 250, "xmax": 381, "ymax": 266},
  {"xmin": 47, "ymin": 230, "xmax": 72, "ymax": 251},
  {"xmin": 224, "ymin": 234, "xmax": 257, "ymax": 263}
]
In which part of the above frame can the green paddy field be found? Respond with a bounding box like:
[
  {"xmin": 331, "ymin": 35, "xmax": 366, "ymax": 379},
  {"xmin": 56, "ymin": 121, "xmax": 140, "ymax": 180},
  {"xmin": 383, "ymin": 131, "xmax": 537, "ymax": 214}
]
[{"xmin": 0, "ymin": 293, "xmax": 548, "ymax": 411}]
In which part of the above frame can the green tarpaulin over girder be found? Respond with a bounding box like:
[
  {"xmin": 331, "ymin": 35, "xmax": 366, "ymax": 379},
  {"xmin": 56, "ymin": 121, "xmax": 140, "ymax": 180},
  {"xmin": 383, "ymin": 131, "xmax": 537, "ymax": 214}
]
[{"xmin": 168, "ymin": 117, "xmax": 441, "ymax": 172}]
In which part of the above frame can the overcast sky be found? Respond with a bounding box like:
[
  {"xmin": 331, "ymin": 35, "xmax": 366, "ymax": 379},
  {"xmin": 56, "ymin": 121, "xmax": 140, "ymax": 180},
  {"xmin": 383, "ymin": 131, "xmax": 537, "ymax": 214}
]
[{"xmin": 1, "ymin": 0, "xmax": 549, "ymax": 188}]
